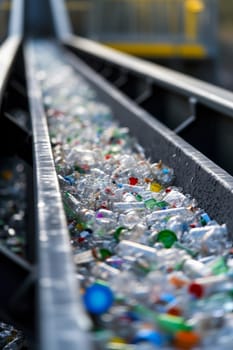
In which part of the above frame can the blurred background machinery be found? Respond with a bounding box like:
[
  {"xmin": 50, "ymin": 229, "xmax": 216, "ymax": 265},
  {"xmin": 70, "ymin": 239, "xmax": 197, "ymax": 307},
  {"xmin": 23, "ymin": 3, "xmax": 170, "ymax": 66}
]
[
  {"xmin": 65, "ymin": 0, "xmax": 217, "ymax": 79},
  {"xmin": 66, "ymin": 0, "xmax": 217, "ymax": 60},
  {"xmin": 1, "ymin": 1, "xmax": 232, "ymax": 86}
]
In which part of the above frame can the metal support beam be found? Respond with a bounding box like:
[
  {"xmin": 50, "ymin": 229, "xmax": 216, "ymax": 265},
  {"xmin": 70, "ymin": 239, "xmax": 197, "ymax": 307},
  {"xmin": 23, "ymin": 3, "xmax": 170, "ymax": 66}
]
[
  {"xmin": 135, "ymin": 83, "xmax": 152, "ymax": 105},
  {"xmin": 174, "ymin": 97, "xmax": 197, "ymax": 134},
  {"xmin": 114, "ymin": 71, "xmax": 128, "ymax": 88}
]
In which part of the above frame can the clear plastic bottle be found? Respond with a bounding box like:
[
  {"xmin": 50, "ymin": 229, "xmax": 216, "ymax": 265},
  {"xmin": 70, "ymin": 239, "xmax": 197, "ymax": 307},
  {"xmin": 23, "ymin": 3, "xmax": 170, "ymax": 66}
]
[{"xmin": 146, "ymin": 208, "xmax": 188, "ymax": 226}]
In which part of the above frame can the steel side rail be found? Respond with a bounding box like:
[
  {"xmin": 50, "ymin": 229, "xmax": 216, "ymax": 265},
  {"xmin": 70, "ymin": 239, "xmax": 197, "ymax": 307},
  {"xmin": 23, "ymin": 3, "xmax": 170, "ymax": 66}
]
[
  {"xmin": 49, "ymin": 0, "xmax": 72, "ymax": 40},
  {"xmin": 0, "ymin": 0, "xmax": 24, "ymax": 105},
  {"xmin": 25, "ymin": 40, "xmax": 93, "ymax": 350},
  {"xmin": 8, "ymin": 0, "xmax": 24, "ymax": 37},
  {"xmin": 0, "ymin": 37, "xmax": 22, "ymax": 107},
  {"xmin": 64, "ymin": 36, "xmax": 233, "ymax": 119}
]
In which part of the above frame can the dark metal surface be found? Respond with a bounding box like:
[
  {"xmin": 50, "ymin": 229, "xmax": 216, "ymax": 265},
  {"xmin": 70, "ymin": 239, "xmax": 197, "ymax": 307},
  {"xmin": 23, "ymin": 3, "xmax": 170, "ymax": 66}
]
[
  {"xmin": 63, "ymin": 47, "xmax": 233, "ymax": 234},
  {"xmin": 24, "ymin": 0, "xmax": 71, "ymax": 39},
  {"xmin": 25, "ymin": 0, "xmax": 55, "ymax": 37},
  {"xmin": 25, "ymin": 40, "xmax": 93, "ymax": 350},
  {"xmin": 0, "ymin": 245, "xmax": 34, "ymax": 332},
  {"xmin": 0, "ymin": 113, "xmax": 32, "ymax": 165}
]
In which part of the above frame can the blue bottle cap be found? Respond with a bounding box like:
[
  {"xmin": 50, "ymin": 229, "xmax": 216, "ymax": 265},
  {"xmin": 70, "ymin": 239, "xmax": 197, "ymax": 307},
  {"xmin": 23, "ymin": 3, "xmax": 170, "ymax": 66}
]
[
  {"xmin": 133, "ymin": 328, "xmax": 164, "ymax": 346},
  {"xmin": 162, "ymin": 168, "xmax": 169, "ymax": 174},
  {"xmin": 160, "ymin": 292, "xmax": 176, "ymax": 304},
  {"xmin": 83, "ymin": 283, "xmax": 114, "ymax": 315},
  {"xmin": 201, "ymin": 213, "xmax": 211, "ymax": 225}
]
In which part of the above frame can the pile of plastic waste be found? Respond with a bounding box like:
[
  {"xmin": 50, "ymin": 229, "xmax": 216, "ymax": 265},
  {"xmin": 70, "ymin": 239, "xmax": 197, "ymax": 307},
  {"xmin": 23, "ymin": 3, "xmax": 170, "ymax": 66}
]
[{"xmin": 36, "ymin": 43, "xmax": 233, "ymax": 349}]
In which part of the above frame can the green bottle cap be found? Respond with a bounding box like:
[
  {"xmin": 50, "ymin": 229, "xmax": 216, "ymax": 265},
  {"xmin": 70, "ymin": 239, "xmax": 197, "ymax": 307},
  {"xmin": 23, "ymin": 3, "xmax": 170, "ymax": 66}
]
[
  {"xmin": 145, "ymin": 198, "xmax": 157, "ymax": 209},
  {"xmin": 99, "ymin": 248, "xmax": 112, "ymax": 260},
  {"xmin": 155, "ymin": 201, "xmax": 169, "ymax": 209},
  {"xmin": 114, "ymin": 226, "xmax": 126, "ymax": 242},
  {"xmin": 136, "ymin": 194, "xmax": 143, "ymax": 202},
  {"xmin": 156, "ymin": 229, "xmax": 178, "ymax": 248}
]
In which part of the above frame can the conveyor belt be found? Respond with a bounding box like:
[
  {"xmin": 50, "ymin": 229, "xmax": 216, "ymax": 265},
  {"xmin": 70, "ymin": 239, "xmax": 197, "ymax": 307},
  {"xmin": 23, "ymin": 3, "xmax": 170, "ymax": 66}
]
[{"xmin": 25, "ymin": 39, "xmax": 233, "ymax": 349}]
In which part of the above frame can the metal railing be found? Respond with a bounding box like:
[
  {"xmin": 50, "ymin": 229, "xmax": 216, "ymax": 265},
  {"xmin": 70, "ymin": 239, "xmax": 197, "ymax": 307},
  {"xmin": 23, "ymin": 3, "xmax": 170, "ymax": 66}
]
[
  {"xmin": 65, "ymin": 0, "xmax": 217, "ymax": 58},
  {"xmin": 0, "ymin": 0, "xmax": 24, "ymax": 116}
]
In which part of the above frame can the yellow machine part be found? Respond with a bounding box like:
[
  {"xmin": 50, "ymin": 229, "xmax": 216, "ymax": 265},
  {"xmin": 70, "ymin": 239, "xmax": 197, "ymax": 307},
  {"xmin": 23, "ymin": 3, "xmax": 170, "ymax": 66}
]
[
  {"xmin": 185, "ymin": 0, "xmax": 205, "ymax": 40},
  {"xmin": 66, "ymin": 0, "xmax": 208, "ymax": 59},
  {"xmin": 105, "ymin": 42, "xmax": 207, "ymax": 58},
  {"xmin": 105, "ymin": 0, "xmax": 207, "ymax": 58}
]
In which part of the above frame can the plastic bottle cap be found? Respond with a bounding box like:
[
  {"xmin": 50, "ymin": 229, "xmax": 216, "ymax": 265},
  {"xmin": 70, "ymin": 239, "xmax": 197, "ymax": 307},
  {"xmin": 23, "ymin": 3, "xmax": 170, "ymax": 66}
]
[
  {"xmin": 150, "ymin": 182, "xmax": 162, "ymax": 192},
  {"xmin": 92, "ymin": 248, "xmax": 112, "ymax": 261},
  {"xmin": 188, "ymin": 282, "xmax": 204, "ymax": 298},
  {"xmin": 135, "ymin": 194, "xmax": 143, "ymax": 202},
  {"xmin": 83, "ymin": 283, "xmax": 114, "ymax": 314},
  {"xmin": 114, "ymin": 226, "xmax": 126, "ymax": 242},
  {"xmin": 105, "ymin": 154, "xmax": 112, "ymax": 160},
  {"xmin": 174, "ymin": 330, "xmax": 200, "ymax": 349},
  {"xmin": 108, "ymin": 337, "xmax": 126, "ymax": 345},
  {"xmin": 169, "ymin": 275, "xmax": 189, "ymax": 289},
  {"xmin": 156, "ymin": 201, "xmax": 169, "ymax": 209},
  {"xmin": 129, "ymin": 177, "xmax": 138, "ymax": 185},
  {"xmin": 200, "ymin": 213, "xmax": 211, "ymax": 226},
  {"xmin": 159, "ymin": 292, "xmax": 176, "ymax": 304},
  {"xmin": 99, "ymin": 248, "xmax": 112, "ymax": 260},
  {"xmin": 145, "ymin": 198, "xmax": 157, "ymax": 209},
  {"xmin": 64, "ymin": 175, "xmax": 75, "ymax": 185},
  {"xmin": 167, "ymin": 306, "xmax": 182, "ymax": 317},
  {"xmin": 156, "ymin": 230, "xmax": 178, "ymax": 248},
  {"xmin": 133, "ymin": 328, "xmax": 164, "ymax": 346}
]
